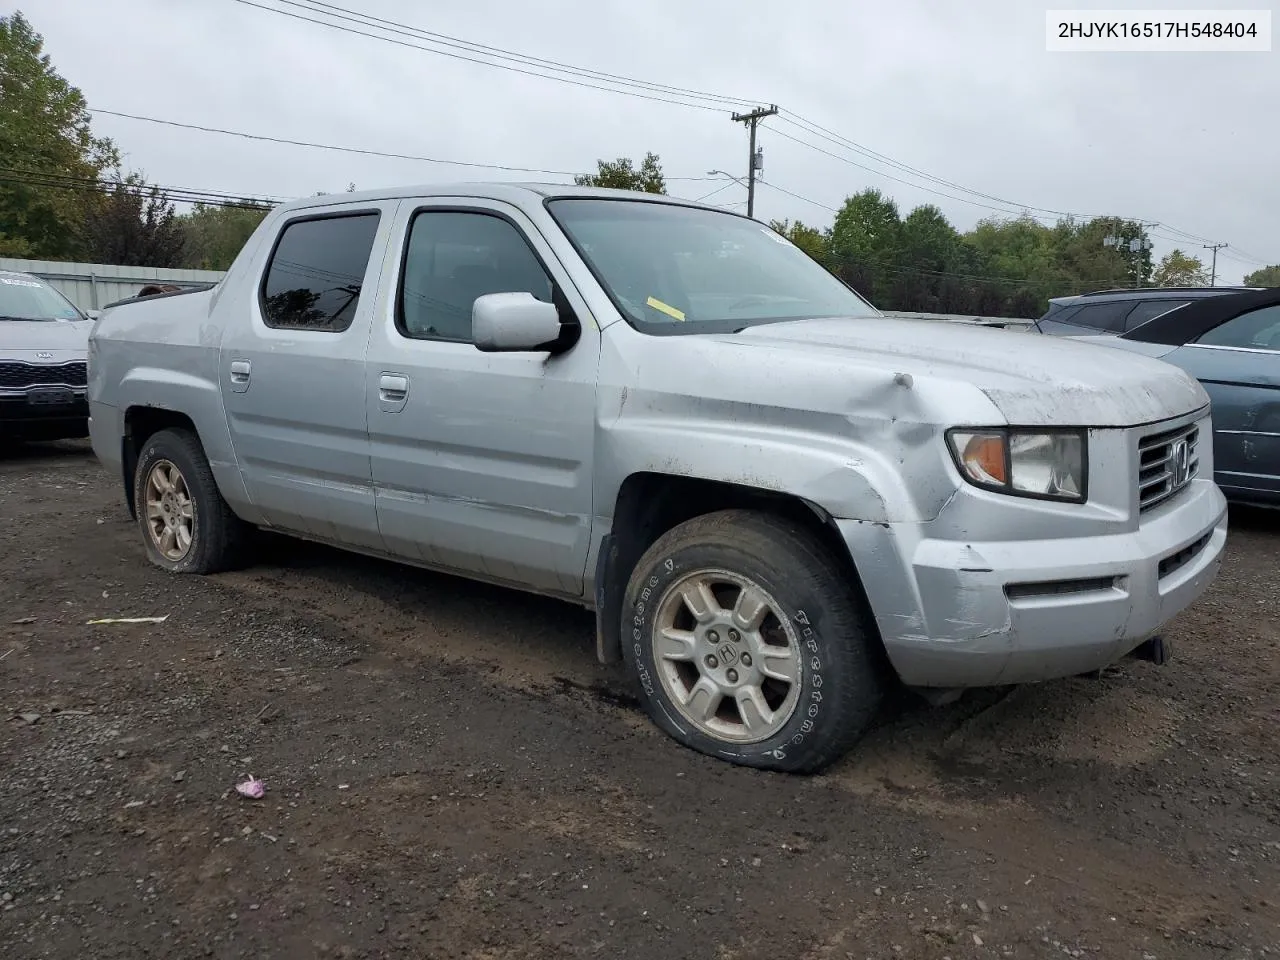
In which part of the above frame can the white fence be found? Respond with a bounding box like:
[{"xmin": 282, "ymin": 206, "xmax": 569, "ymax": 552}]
[{"xmin": 0, "ymin": 258, "xmax": 225, "ymax": 311}]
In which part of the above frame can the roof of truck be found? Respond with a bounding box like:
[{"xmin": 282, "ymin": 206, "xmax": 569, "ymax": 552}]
[{"xmin": 274, "ymin": 182, "xmax": 710, "ymax": 214}]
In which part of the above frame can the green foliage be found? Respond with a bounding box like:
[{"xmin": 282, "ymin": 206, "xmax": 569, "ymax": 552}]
[
  {"xmin": 1152, "ymin": 249, "xmax": 1209, "ymax": 286},
  {"xmin": 0, "ymin": 10, "xmax": 119, "ymax": 258},
  {"xmin": 178, "ymin": 202, "xmax": 271, "ymax": 270},
  {"xmin": 78, "ymin": 173, "xmax": 186, "ymax": 267},
  {"xmin": 1244, "ymin": 264, "xmax": 1280, "ymax": 287},
  {"xmin": 768, "ymin": 219, "xmax": 829, "ymax": 262},
  {"xmin": 574, "ymin": 153, "xmax": 666, "ymax": 194}
]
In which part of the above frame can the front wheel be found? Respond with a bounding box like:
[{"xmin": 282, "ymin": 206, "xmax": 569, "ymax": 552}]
[{"xmin": 622, "ymin": 510, "xmax": 885, "ymax": 773}]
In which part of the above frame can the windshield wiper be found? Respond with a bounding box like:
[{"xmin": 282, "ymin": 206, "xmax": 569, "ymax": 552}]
[{"xmin": 0, "ymin": 315, "xmax": 53, "ymax": 322}]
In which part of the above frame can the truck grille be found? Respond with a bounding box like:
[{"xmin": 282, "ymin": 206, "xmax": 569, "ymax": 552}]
[
  {"xmin": 0, "ymin": 361, "xmax": 88, "ymax": 389},
  {"xmin": 1138, "ymin": 422, "xmax": 1199, "ymax": 512}
]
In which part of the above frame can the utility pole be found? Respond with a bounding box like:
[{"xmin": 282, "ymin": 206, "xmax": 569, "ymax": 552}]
[
  {"xmin": 1103, "ymin": 219, "xmax": 1155, "ymax": 287},
  {"xmin": 731, "ymin": 104, "xmax": 777, "ymax": 219},
  {"xmin": 1203, "ymin": 242, "xmax": 1228, "ymax": 286}
]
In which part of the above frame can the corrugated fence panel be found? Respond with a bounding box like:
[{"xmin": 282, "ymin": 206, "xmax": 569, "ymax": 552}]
[{"xmin": 0, "ymin": 258, "xmax": 226, "ymax": 311}]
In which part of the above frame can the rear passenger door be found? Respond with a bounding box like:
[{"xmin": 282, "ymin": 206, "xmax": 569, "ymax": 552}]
[
  {"xmin": 220, "ymin": 206, "xmax": 396, "ymax": 550},
  {"xmin": 364, "ymin": 200, "xmax": 600, "ymax": 597}
]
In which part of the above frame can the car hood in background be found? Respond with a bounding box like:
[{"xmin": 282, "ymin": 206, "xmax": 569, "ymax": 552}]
[
  {"xmin": 0, "ymin": 318, "xmax": 93, "ymax": 363},
  {"xmin": 1065, "ymin": 333, "xmax": 1179, "ymax": 360}
]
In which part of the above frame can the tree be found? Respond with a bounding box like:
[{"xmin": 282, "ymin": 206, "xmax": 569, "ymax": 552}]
[
  {"xmin": 768, "ymin": 219, "xmax": 829, "ymax": 263},
  {"xmin": 1244, "ymin": 265, "xmax": 1280, "ymax": 287},
  {"xmin": 179, "ymin": 202, "xmax": 272, "ymax": 270},
  {"xmin": 0, "ymin": 11, "xmax": 119, "ymax": 258},
  {"xmin": 1152, "ymin": 249, "xmax": 1209, "ymax": 286},
  {"xmin": 79, "ymin": 173, "xmax": 186, "ymax": 267},
  {"xmin": 828, "ymin": 189, "xmax": 904, "ymax": 304},
  {"xmin": 574, "ymin": 152, "xmax": 666, "ymax": 194}
]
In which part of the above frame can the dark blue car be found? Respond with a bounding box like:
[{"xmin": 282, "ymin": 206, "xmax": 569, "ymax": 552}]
[{"xmin": 1038, "ymin": 287, "xmax": 1280, "ymax": 508}]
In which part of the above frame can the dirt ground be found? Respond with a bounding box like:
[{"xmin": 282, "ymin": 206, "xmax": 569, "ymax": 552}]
[{"xmin": 1, "ymin": 440, "xmax": 1277, "ymax": 960}]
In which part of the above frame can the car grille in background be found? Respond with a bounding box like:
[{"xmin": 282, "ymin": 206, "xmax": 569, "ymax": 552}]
[
  {"xmin": 0, "ymin": 361, "xmax": 88, "ymax": 389},
  {"xmin": 1138, "ymin": 422, "xmax": 1199, "ymax": 512}
]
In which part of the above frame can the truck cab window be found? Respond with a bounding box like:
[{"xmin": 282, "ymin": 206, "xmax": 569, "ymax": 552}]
[
  {"xmin": 397, "ymin": 211, "xmax": 554, "ymax": 343},
  {"xmin": 260, "ymin": 213, "xmax": 381, "ymax": 332}
]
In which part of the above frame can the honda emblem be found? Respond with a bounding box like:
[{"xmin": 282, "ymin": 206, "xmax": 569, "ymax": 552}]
[{"xmin": 1171, "ymin": 439, "xmax": 1191, "ymax": 488}]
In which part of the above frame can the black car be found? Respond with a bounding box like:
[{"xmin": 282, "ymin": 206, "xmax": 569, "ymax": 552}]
[{"xmin": 1034, "ymin": 286, "xmax": 1259, "ymax": 338}]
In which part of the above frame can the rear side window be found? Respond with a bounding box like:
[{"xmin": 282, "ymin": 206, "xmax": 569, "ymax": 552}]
[
  {"xmin": 1123, "ymin": 299, "xmax": 1190, "ymax": 331},
  {"xmin": 261, "ymin": 213, "xmax": 381, "ymax": 332},
  {"xmin": 1070, "ymin": 300, "xmax": 1133, "ymax": 333},
  {"xmin": 1196, "ymin": 304, "xmax": 1280, "ymax": 352}
]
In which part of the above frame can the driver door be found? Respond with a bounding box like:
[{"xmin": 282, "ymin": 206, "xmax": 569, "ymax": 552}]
[{"xmin": 364, "ymin": 200, "xmax": 600, "ymax": 597}]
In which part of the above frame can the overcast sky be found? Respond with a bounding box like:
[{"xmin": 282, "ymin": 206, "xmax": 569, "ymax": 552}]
[{"xmin": 22, "ymin": 0, "xmax": 1278, "ymax": 283}]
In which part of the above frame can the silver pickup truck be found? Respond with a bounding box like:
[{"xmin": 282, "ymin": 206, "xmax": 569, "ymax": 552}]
[{"xmin": 88, "ymin": 184, "xmax": 1227, "ymax": 772}]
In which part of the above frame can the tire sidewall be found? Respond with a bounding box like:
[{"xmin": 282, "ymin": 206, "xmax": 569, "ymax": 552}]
[
  {"xmin": 623, "ymin": 539, "xmax": 856, "ymax": 771},
  {"xmin": 133, "ymin": 434, "xmax": 207, "ymax": 574}
]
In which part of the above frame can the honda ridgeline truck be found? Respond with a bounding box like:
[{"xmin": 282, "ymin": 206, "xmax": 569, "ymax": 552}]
[{"xmin": 87, "ymin": 184, "xmax": 1227, "ymax": 772}]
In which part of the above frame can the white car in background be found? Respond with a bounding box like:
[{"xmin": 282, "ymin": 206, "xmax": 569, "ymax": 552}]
[{"xmin": 0, "ymin": 270, "xmax": 93, "ymax": 442}]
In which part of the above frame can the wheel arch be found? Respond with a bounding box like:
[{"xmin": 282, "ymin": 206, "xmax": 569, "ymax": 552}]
[{"xmin": 593, "ymin": 472, "xmax": 875, "ymax": 664}]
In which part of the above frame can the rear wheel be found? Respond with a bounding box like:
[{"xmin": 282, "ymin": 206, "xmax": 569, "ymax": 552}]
[
  {"xmin": 622, "ymin": 509, "xmax": 884, "ymax": 773},
  {"xmin": 133, "ymin": 428, "xmax": 247, "ymax": 574}
]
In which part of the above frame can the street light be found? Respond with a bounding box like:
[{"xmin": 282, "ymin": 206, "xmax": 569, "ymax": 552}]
[{"xmin": 706, "ymin": 169, "xmax": 750, "ymax": 188}]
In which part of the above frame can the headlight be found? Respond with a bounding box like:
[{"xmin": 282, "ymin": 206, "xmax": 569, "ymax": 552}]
[{"xmin": 946, "ymin": 428, "xmax": 1087, "ymax": 502}]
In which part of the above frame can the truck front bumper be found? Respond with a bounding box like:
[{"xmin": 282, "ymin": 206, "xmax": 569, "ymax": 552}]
[{"xmin": 839, "ymin": 478, "xmax": 1227, "ymax": 687}]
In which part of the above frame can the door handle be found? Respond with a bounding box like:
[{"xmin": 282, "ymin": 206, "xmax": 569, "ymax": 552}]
[
  {"xmin": 229, "ymin": 360, "xmax": 251, "ymax": 384},
  {"xmin": 379, "ymin": 373, "xmax": 409, "ymax": 401}
]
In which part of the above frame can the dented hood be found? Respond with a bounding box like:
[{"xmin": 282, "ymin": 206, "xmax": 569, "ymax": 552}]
[{"xmin": 730, "ymin": 317, "xmax": 1208, "ymax": 427}]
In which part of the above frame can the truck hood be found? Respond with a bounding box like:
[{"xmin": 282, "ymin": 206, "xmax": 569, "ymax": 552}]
[
  {"xmin": 729, "ymin": 317, "xmax": 1207, "ymax": 427},
  {"xmin": 1, "ymin": 318, "xmax": 92, "ymax": 361}
]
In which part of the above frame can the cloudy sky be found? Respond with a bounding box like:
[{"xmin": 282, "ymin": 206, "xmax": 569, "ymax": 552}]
[{"xmin": 23, "ymin": 0, "xmax": 1278, "ymax": 283}]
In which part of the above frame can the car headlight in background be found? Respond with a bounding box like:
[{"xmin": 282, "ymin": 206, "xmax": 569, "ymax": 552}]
[{"xmin": 947, "ymin": 428, "xmax": 1087, "ymax": 502}]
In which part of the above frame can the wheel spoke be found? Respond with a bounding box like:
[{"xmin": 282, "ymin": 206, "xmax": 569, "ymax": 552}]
[
  {"xmin": 759, "ymin": 648, "xmax": 800, "ymax": 685},
  {"xmin": 159, "ymin": 526, "xmax": 176, "ymax": 555},
  {"xmin": 175, "ymin": 524, "xmax": 192, "ymax": 552},
  {"xmin": 145, "ymin": 501, "xmax": 165, "ymax": 521},
  {"xmin": 655, "ymin": 626, "xmax": 697, "ymax": 662},
  {"xmin": 732, "ymin": 584, "xmax": 770, "ymax": 632},
  {"xmin": 176, "ymin": 497, "xmax": 194, "ymax": 520},
  {"xmin": 735, "ymin": 686, "xmax": 775, "ymax": 734},
  {"xmin": 154, "ymin": 467, "xmax": 174, "ymax": 494},
  {"xmin": 684, "ymin": 676, "xmax": 722, "ymax": 722},
  {"xmin": 678, "ymin": 580, "xmax": 720, "ymax": 624}
]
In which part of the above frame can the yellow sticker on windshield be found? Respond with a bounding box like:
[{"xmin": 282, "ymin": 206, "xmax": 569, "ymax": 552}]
[{"xmin": 646, "ymin": 296, "xmax": 685, "ymax": 321}]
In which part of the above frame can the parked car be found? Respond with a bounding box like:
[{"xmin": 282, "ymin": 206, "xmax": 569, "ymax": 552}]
[
  {"xmin": 1035, "ymin": 286, "xmax": 1257, "ymax": 338},
  {"xmin": 1065, "ymin": 287, "xmax": 1280, "ymax": 508},
  {"xmin": 88, "ymin": 184, "xmax": 1226, "ymax": 772},
  {"xmin": 0, "ymin": 270, "xmax": 93, "ymax": 442}
]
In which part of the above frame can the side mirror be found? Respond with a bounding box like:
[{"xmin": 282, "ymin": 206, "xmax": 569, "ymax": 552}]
[{"xmin": 472, "ymin": 292, "xmax": 562, "ymax": 352}]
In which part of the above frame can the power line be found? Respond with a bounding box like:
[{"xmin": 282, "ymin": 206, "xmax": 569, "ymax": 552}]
[
  {"xmin": 0, "ymin": 167, "xmax": 283, "ymax": 209},
  {"xmin": 228, "ymin": 0, "xmax": 1269, "ymax": 263},
  {"xmin": 228, "ymin": 0, "xmax": 742, "ymax": 114},
  {"xmin": 280, "ymin": 0, "xmax": 755, "ymax": 109},
  {"xmin": 91, "ymin": 108, "xmax": 718, "ymax": 183}
]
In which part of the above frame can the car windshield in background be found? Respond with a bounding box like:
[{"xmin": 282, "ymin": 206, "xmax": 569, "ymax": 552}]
[
  {"xmin": 0, "ymin": 275, "xmax": 83, "ymax": 321},
  {"xmin": 547, "ymin": 199, "xmax": 879, "ymax": 334}
]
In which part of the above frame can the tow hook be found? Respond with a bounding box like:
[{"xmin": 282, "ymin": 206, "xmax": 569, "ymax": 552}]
[{"xmin": 1130, "ymin": 635, "xmax": 1171, "ymax": 666}]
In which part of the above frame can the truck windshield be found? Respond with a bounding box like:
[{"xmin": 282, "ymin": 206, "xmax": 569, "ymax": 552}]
[
  {"xmin": 546, "ymin": 198, "xmax": 879, "ymax": 334},
  {"xmin": 0, "ymin": 275, "xmax": 83, "ymax": 321}
]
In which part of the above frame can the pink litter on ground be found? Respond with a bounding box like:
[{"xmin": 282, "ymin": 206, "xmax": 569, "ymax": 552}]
[{"xmin": 235, "ymin": 775, "xmax": 265, "ymax": 799}]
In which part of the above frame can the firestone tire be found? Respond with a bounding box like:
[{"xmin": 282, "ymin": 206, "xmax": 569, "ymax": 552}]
[
  {"xmin": 621, "ymin": 509, "xmax": 884, "ymax": 774},
  {"xmin": 132, "ymin": 428, "xmax": 247, "ymax": 575}
]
